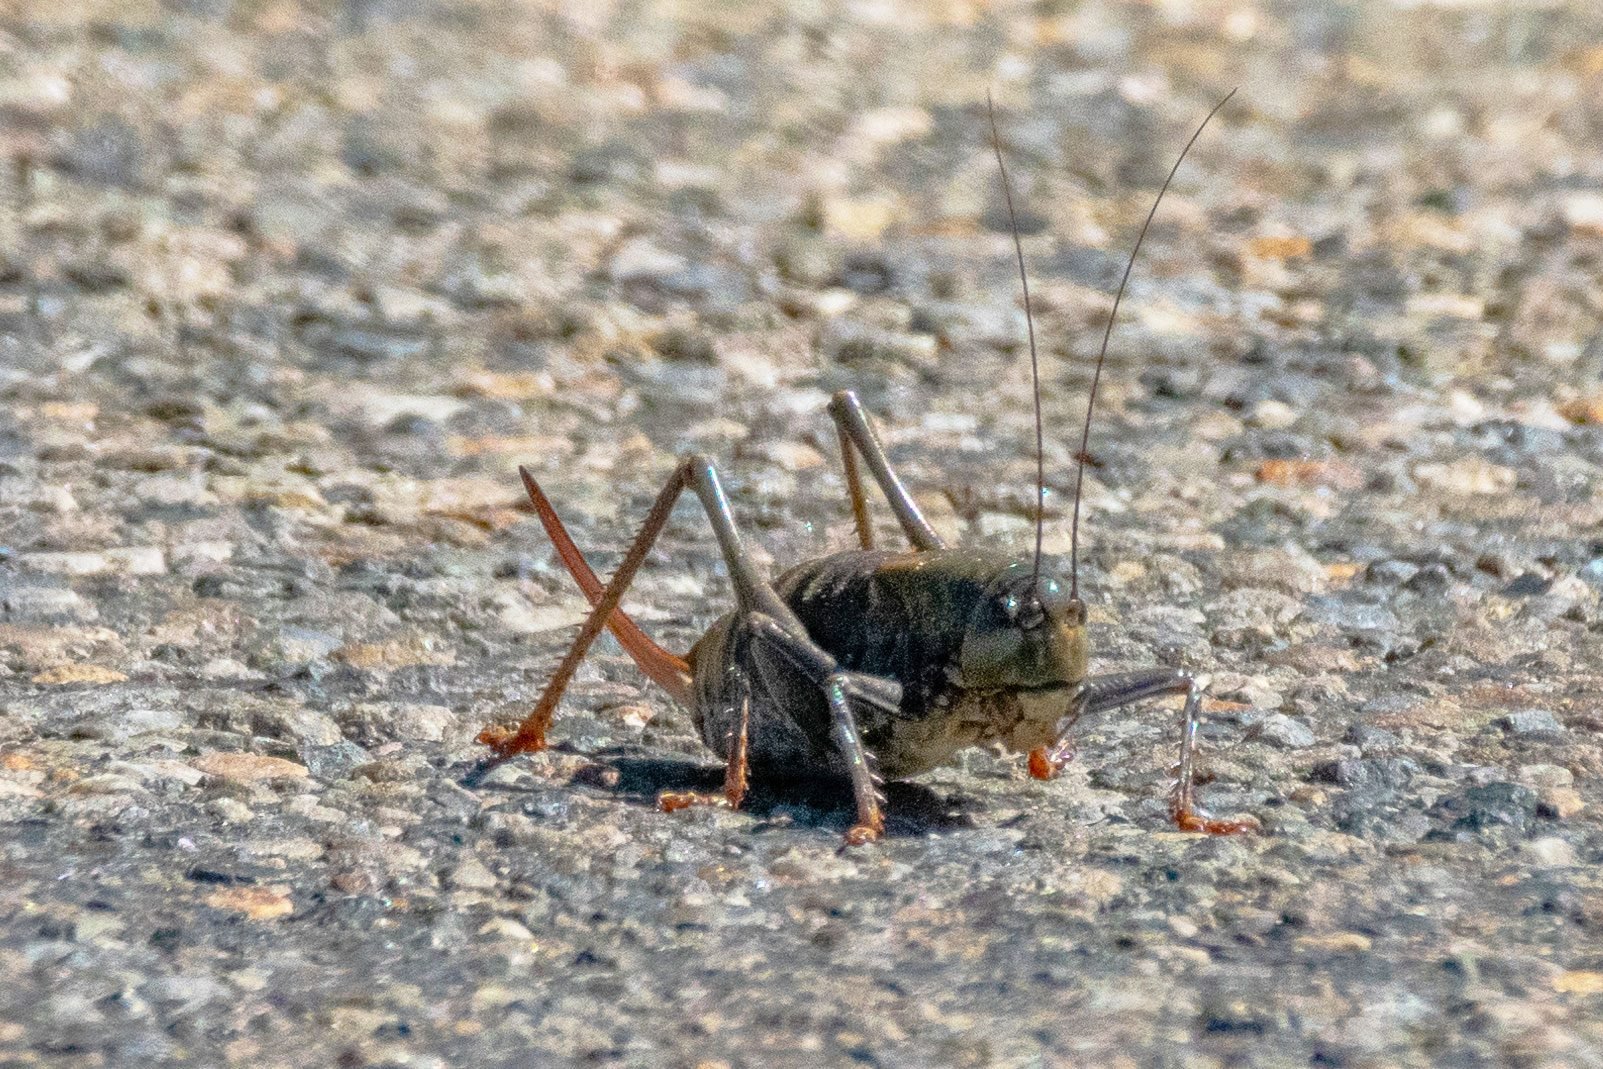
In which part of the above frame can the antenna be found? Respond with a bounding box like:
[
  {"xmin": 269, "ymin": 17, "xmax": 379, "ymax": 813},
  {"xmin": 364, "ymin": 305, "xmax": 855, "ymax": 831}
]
[
  {"xmin": 1068, "ymin": 88, "xmax": 1237, "ymax": 601},
  {"xmin": 986, "ymin": 92, "xmax": 1046, "ymax": 588}
]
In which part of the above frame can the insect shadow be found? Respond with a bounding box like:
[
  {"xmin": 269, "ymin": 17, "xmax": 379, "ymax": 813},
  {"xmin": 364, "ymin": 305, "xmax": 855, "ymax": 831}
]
[{"xmin": 513, "ymin": 744, "xmax": 982, "ymax": 838}]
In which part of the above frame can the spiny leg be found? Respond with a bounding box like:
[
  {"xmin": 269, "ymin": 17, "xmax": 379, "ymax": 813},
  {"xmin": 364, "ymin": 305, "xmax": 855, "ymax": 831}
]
[
  {"xmin": 827, "ymin": 390, "xmax": 946, "ymax": 552},
  {"xmin": 1036, "ymin": 668, "xmax": 1258, "ymax": 835},
  {"xmin": 727, "ymin": 688, "xmax": 751, "ymax": 805},
  {"xmin": 826, "ymin": 675, "xmax": 886, "ymax": 845},
  {"xmin": 467, "ymin": 456, "xmax": 718, "ymax": 784},
  {"xmin": 624, "ymin": 464, "xmax": 896, "ymax": 840},
  {"xmin": 743, "ymin": 612, "xmax": 896, "ymax": 844},
  {"xmin": 517, "ymin": 467, "xmax": 693, "ymax": 704}
]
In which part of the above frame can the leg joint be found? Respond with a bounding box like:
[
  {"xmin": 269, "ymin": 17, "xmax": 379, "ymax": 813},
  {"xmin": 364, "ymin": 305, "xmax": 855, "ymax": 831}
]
[
  {"xmin": 828, "ymin": 389, "xmax": 862, "ymax": 418},
  {"xmin": 679, "ymin": 452, "xmax": 720, "ymax": 481}
]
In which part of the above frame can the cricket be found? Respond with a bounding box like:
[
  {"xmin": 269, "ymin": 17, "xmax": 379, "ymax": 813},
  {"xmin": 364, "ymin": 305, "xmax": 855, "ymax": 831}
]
[{"xmin": 468, "ymin": 90, "xmax": 1259, "ymax": 845}]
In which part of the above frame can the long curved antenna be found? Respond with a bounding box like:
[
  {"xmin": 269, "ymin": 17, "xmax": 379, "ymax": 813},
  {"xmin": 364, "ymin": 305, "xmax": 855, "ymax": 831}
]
[
  {"xmin": 1069, "ymin": 87, "xmax": 1237, "ymax": 600},
  {"xmin": 986, "ymin": 92, "xmax": 1045, "ymax": 587}
]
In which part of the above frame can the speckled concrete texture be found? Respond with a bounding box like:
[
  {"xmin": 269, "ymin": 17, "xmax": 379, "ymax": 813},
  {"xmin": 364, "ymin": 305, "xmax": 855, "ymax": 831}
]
[{"xmin": 4, "ymin": 2, "xmax": 1603, "ymax": 1066}]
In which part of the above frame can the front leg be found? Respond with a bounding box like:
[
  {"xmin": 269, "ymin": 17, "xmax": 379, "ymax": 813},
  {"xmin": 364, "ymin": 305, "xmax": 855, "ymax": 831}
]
[{"xmin": 1034, "ymin": 669, "xmax": 1258, "ymax": 835}]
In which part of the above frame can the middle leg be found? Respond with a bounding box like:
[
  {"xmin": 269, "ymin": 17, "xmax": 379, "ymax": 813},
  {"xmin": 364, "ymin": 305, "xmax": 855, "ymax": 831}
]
[
  {"xmin": 742, "ymin": 611, "xmax": 895, "ymax": 843},
  {"xmin": 665, "ymin": 608, "xmax": 896, "ymax": 842},
  {"xmin": 659, "ymin": 671, "xmax": 751, "ymax": 813}
]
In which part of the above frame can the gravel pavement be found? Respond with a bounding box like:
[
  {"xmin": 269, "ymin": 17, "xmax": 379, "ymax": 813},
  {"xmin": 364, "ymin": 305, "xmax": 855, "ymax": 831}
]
[{"xmin": 4, "ymin": 2, "xmax": 1603, "ymax": 1066}]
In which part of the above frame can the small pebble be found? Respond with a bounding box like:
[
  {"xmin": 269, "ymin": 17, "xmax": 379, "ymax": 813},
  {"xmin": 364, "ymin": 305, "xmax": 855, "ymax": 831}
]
[
  {"xmin": 1521, "ymin": 837, "xmax": 1577, "ymax": 867},
  {"xmin": 448, "ymin": 857, "xmax": 499, "ymax": 891},
  {"xmin": 1250, "ymin": 713, "xmax": 1317, "ymax": 748},
  {"xmin": 190, "ymin": 753, "xmax": 309, "ymax": 784},
  {"xmin": 1498, "ymin": 710, "xmax": 1565, "ymax": 738},
  {"xmin": 207, "ymin": 798, "xmax": 255, "ymax": 824}
]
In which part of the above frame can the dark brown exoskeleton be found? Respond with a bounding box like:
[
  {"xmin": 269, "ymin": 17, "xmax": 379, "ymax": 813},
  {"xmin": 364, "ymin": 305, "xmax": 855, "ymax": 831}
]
[{"xmin": 468, "ymin": 91, "xmax": 1258, "ymax": 845}]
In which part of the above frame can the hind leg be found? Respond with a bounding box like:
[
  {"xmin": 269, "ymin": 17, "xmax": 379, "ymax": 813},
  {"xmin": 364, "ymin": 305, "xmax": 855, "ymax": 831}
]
[{"xmin": 468, "ymin": 458, "xmax": 711, "ymax": 773}]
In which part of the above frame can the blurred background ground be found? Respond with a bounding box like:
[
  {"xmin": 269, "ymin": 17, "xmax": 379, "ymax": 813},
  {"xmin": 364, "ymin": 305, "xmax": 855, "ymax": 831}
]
[{"xmin": 3, "ymin": 0, "xmax": 1603, "ymax": 1066}]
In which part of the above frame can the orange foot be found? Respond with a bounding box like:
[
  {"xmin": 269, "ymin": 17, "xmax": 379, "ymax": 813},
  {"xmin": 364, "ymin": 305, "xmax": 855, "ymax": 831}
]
[
  {"xmin": 1172, "ymin": 803, "xmax": 1261, "ymax": 836},
  {"xmin": 477, "ymin": 725, "xmax": 514, "ymax": 748},
  {"xmin": 1028, "ymin": 744, "xmax": 1074, "ymax": 780},
  {"xmin": 657, "ymin": 791, "xmax": 732, "ymax": 814},
  {"xmin": 477, "ymin": 724, "xmax": 546, "ymax": 757}
]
